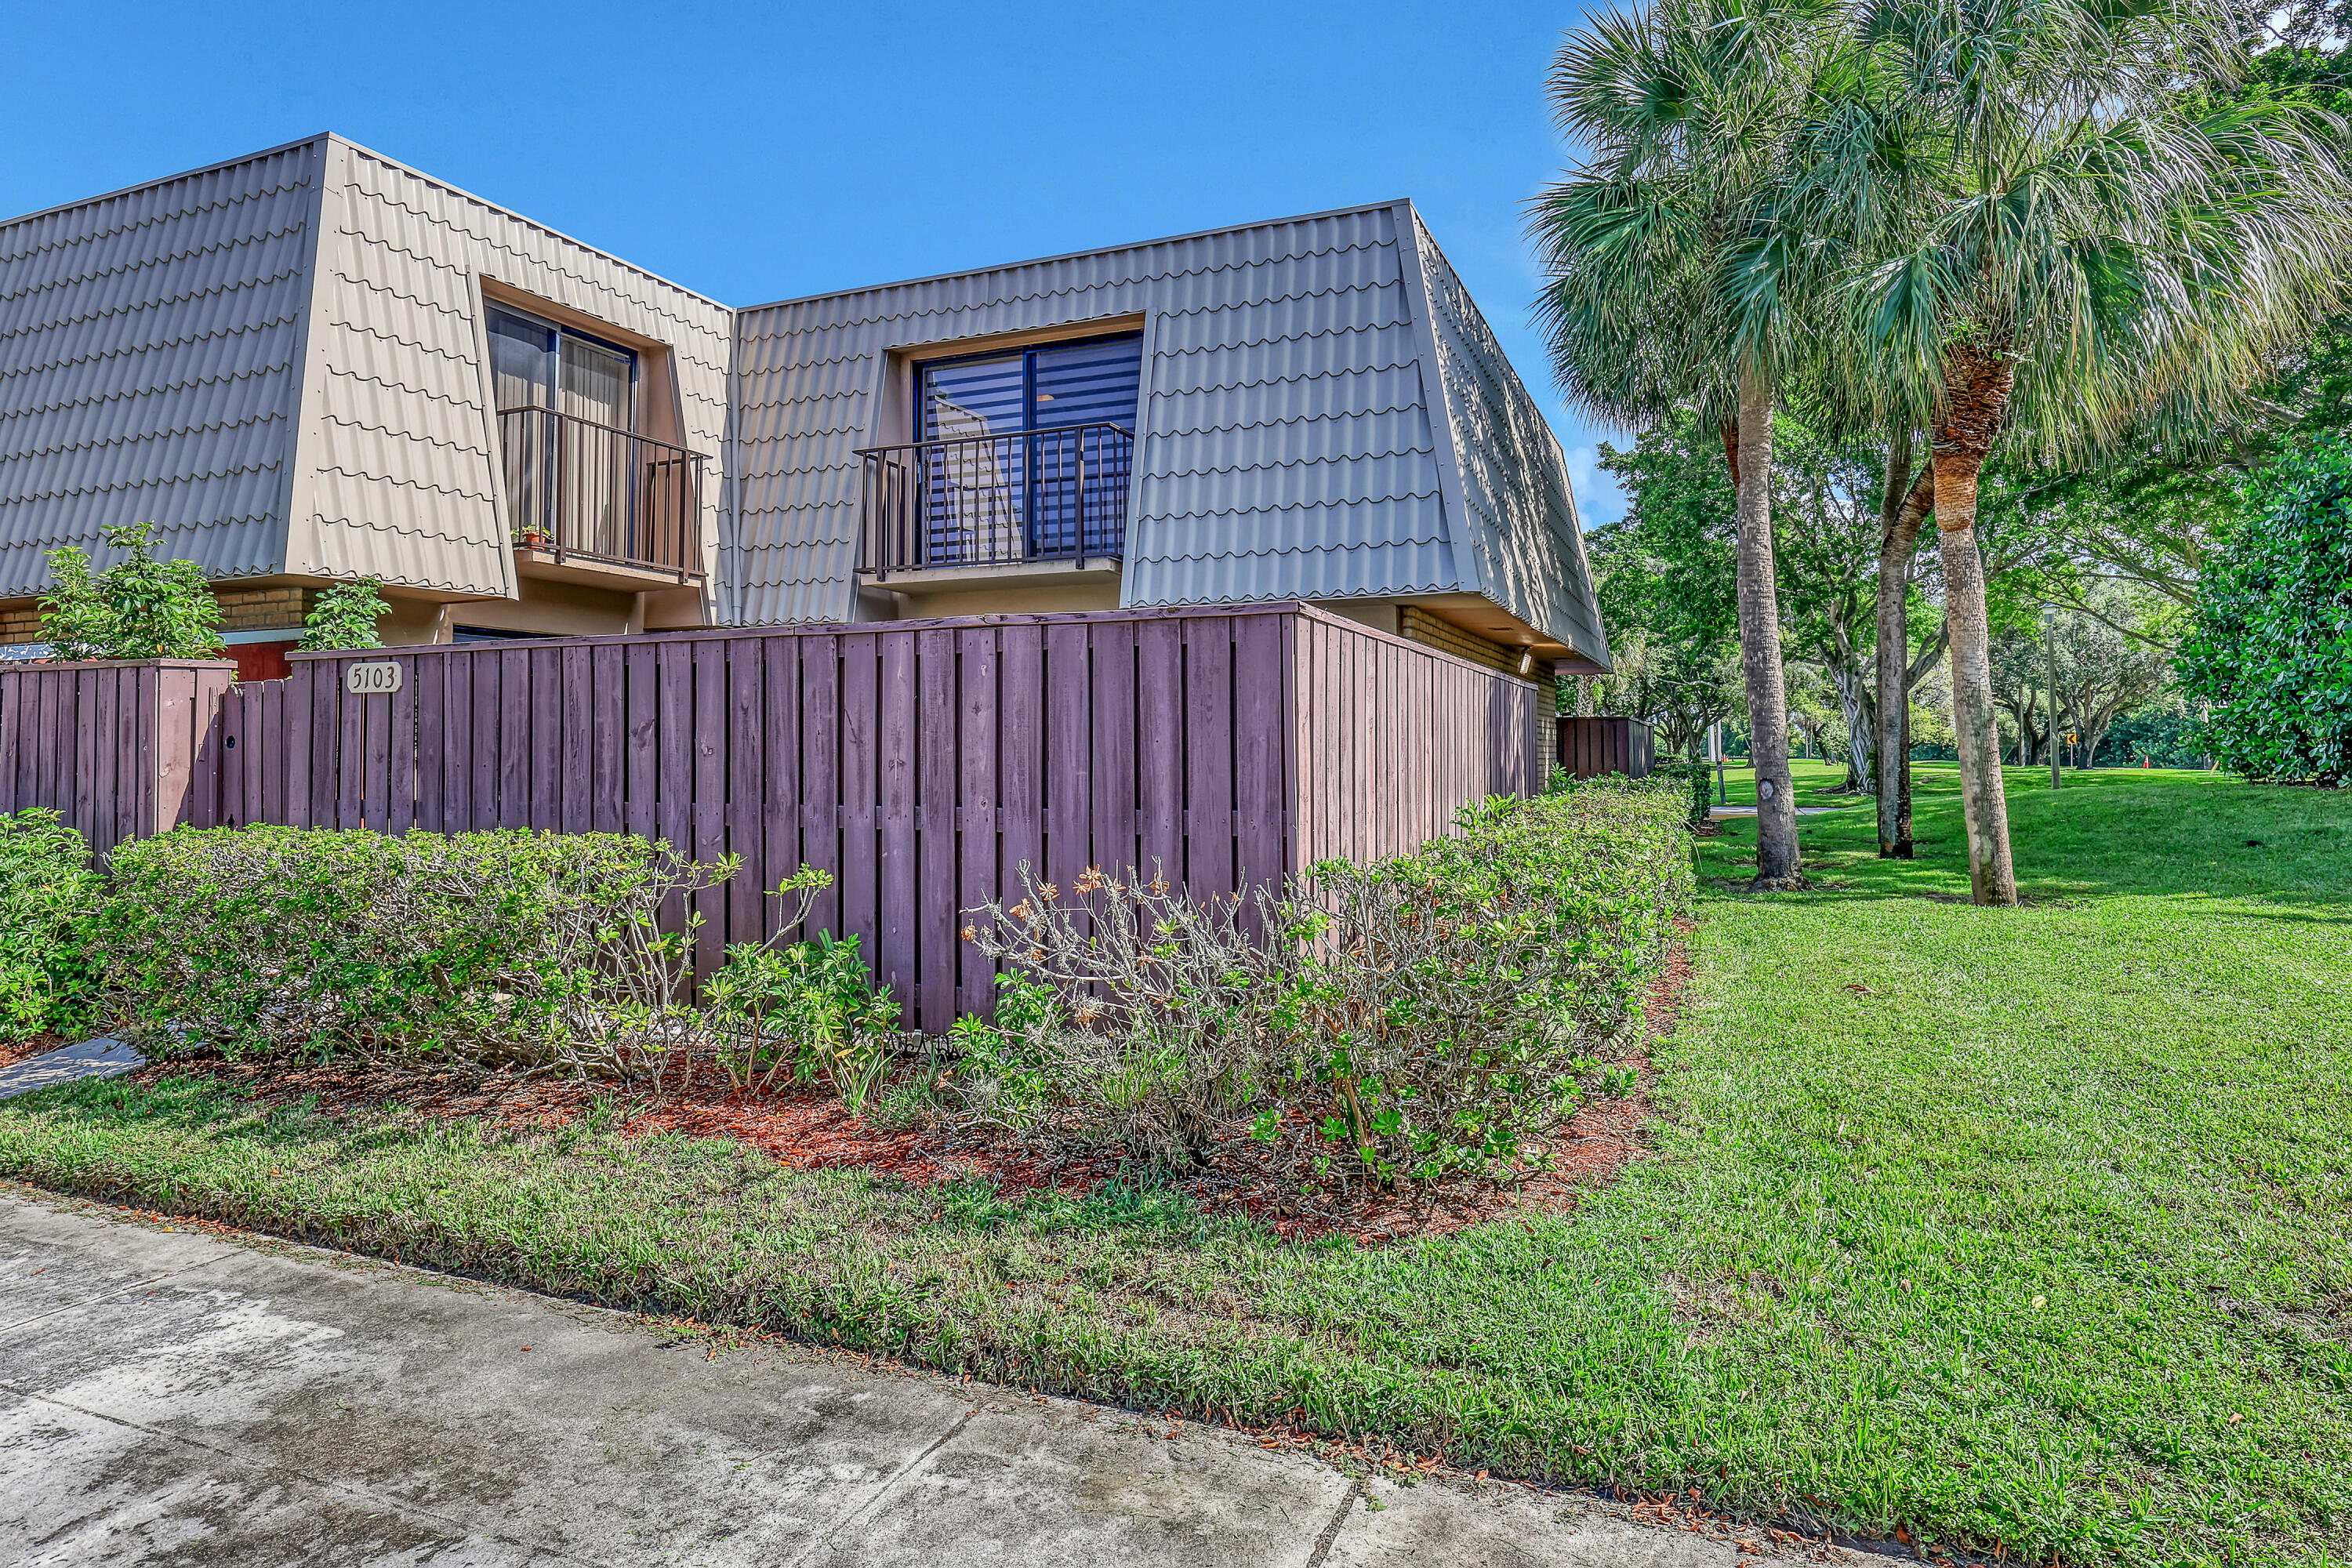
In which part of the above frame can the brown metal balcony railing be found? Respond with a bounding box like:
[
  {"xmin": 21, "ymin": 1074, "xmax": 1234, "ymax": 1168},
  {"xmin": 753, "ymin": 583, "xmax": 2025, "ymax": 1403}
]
[
  {"xmin": 856, "ymin": 422, "xmax": 1133, "ymax": 576},
  {"xmin": 497, "ymin": 407, "xmax": 708, "ymax": 580}
]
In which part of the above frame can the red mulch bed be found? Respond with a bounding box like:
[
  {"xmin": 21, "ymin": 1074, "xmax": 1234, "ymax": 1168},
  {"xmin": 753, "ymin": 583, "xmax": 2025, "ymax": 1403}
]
[
  {"xmin": 136, "ymin": 938, "xmax": 1697, "ymax": 1247},
  {"xmin": 0, "ymin": 1036, "xmax": 63, "ymax": 1074}
]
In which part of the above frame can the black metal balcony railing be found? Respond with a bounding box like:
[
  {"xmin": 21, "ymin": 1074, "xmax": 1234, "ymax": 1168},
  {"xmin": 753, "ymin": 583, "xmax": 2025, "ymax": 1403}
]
[
  {"xmin": 497, "ymin": 407, "xmax": 708, "ymax": 580},
  {"xmin": 856, "ymin": 422, "xmax": 1133, "ymax": 576}
]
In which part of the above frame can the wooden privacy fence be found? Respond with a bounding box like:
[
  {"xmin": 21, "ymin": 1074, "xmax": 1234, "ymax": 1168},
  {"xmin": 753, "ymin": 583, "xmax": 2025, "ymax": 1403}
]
[
  {"xmin": 1, "ymin": 604, "xmax": 1544, "ymax": 1031},
  {"xmin": 0, "ymin": 658, "xmax": 236, "ymax": 855},
  {"xmin": 192, "ymin": 603, "xmax": 1542, "ymax": 1028},
  {"xmin": 1557, "ymin": 716, "xmax": 1655, "ymax": 780}
]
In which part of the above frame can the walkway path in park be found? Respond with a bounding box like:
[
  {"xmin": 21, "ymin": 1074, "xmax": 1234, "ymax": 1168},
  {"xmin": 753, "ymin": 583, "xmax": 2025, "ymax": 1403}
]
[{"xmin": 0, "ymin": 1187, "xmax": 1846, "ymax": 1567}]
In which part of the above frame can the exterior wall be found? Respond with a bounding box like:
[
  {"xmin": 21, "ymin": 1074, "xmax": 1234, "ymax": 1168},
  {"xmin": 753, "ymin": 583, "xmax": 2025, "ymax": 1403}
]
[
  {"xmin": 0, "ymin": 141, "xmax": 320, "ymax": 599},
  {"xmin": 1408, "ymin": 217, "xmax": 1608, "ymax": 670},
  {"xmin": 286, "ymin": 138, "xmax": 734, "ymax": 606},
  {"xmin": 445, "ymin": 578, "xmax": 638, "ymax": 640},
  {"xmin": 216, "ymin": 583, "xmax": 316, "ymax": 633},
  {"xmin": 728, "ymin": 203, "xmax": 1519, "ymax": 635}
]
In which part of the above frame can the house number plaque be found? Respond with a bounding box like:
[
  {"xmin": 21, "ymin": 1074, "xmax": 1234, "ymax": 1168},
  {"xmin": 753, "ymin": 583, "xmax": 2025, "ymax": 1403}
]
[{"xmin": 346, "ymin": 661, "xmax": 403, "ymax": 695}]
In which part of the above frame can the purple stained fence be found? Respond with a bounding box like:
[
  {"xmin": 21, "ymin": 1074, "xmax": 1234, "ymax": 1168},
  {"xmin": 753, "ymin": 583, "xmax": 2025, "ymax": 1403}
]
[
  {"xmin": 3, "ymin": 607, "xmax": 1541, "ymax": 1030},
  {"xmin": 0, "ymin": 658, "xmax": 237, "ymax": 855},
  {"xmin": 1556, "ymin": 716, "xmax": 1656, "ymax": 780}
]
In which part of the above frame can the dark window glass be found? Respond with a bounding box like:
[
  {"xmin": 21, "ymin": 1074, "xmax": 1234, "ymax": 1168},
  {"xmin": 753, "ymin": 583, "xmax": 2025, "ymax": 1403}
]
[{"xmin": 909, "ymin": 333, "xmax": 1140, "ymax": 565}]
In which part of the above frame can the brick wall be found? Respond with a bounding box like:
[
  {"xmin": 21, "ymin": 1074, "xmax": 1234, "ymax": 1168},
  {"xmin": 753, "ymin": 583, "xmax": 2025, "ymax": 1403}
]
[
  {"xmin": 215, "ymin": 586, "xmax": 316, "ymax": 633},
  {"xmin": 1398, "ymin": 606, "xmax": 1553, "ymax": 687},
  {"xmin": 0, "ymin": 603, "xmax": 38, "ymax": 642}
]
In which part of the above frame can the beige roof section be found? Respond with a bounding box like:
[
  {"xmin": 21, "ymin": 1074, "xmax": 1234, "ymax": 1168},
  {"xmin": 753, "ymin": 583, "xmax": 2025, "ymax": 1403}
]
[
  {"xmin": 0, "ymin": 135, "xmax": 733, "ymax": 606},
  {"xmin": 286, "ymin": 137, "xmax": 734, "ymax": 600}
]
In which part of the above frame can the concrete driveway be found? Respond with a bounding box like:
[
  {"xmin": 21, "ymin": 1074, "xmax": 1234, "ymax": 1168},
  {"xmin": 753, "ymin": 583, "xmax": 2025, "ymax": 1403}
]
[{"xmin": 0, "ymin": 1192, "xmax": 1842, "ymax": 1567}]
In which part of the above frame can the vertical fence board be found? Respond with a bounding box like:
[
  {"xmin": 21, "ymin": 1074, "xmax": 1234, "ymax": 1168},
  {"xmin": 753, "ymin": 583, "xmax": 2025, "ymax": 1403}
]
[
  {"xmin": 838, "ymin": 633, "xmax": 880, "ymax": 969},
  {"xmin": 998, "ymin": 623, "xmax": 1044, "ymax": 901},
  {"xmin": 688, "ymin": 638, "xmax": 727, "ymax": 977},
  {"xmin": 1234, "ymin": 613, "xmax": 1287, "ymax": 895},
  {"xmin": 726, "ymin": 637, "xmax": 765, "ymax": 953},
  {"xmin": 913, "ymin": 627, "xmax": 956, "ymax": 1033},
  {"xmin": 954, "ymin": 626, "xmax": 1000, "ymax": 1019},
  {"xmin": 761, "ymin": 635, "xmax": 801, "ymax": 927},
  {"xmin": 800, "ymin": 633, "xmax": 842, "ymax": 942}
]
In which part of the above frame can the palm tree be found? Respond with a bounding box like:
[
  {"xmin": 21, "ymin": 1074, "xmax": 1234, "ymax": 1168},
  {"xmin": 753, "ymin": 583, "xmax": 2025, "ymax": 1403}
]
[
  {"xmin": 1832, "ymin": 0, "xmax": 2352, "ymax": 902},
  {"xmin": 1532, "ymin": 0, "xmax": 1842, "ymax": 887}
]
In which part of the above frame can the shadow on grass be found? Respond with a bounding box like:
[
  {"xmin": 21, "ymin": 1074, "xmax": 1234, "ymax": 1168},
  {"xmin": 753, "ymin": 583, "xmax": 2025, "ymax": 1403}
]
[{"xmin": 1698, "ymin": 764, "xmax": 2352, "ymax": 910}]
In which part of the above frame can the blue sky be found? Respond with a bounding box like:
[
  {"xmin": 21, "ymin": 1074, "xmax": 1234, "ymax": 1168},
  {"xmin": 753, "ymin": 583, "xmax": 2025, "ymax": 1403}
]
[{"xmin": 2, "ymin": 0, "xmax": 1628, "ymax": 525}]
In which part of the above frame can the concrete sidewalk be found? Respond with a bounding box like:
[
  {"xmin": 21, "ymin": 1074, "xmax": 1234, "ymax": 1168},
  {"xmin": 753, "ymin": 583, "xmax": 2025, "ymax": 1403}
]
[{"xmin": 0, "ymin": 1192, "xmax": 1838, "ymax": 1568}]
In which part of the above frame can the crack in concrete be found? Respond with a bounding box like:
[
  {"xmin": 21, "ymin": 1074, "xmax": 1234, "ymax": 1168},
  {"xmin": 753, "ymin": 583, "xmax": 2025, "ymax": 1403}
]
[
  {"xmin": 0, "ymin": 1253, "xmax": 236, "ymax": 1340},
  {"xmin": 779, "ymin": 1406, "xmax": 981, "ymax": 1568},
  {"xmin": 1302, "ymin": 1478, "xmax": 1365, "ymax": 1567}
]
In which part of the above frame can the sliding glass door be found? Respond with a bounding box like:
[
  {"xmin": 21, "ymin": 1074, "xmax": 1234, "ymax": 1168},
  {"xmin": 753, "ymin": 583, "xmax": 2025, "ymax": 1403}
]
[
  {"xmin": 914, "ymin": 332, "xmax": 1140, "ymax": 565},
  {"xmin": 488, "ymin": 305, "xmax": 636, "ymax": 557}
]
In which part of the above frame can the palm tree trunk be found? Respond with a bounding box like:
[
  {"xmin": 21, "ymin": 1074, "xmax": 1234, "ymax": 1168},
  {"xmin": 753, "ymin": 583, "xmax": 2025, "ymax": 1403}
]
[
  {"xmin": 1931, "ymin": 346, "xmax": 2019, "ymax": 906},
  {"xmin": 1733, "ymin": 366, "xmax": 1799, "ymax": 887},
  {"xmin": 1875, "ymin": 434, "xmax": 1934, "ymax": 857}
]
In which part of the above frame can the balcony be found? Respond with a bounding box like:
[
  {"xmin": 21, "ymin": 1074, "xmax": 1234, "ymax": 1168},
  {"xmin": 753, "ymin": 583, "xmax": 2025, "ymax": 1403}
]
[
  {"xmin": 857, "ymin": 422, "xmax": 1133, "ymax": 583},
  {"xmin": 497, "ymin": 407, "xmax": 708, "ymax": 585}
]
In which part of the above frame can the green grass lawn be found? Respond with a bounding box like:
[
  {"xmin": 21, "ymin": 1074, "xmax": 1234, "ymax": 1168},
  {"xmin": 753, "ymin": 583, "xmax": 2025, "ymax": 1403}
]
[{"xmin": 4, "ymin": 764, "xmax": 2348, "ymax": 1565}]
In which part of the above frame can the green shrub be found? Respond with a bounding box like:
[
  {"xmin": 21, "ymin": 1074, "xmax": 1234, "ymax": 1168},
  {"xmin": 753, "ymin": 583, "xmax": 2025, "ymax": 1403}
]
[
  {"xmin": 297, "ymin": 578, "xmax": 391, "ymax": 652},
  {"xmin": 40, "ymin": 522, "xmax": 224, "ymax": 662},
  {"xmin": 101, "ymin": 827, "xmax": 734, "ymax": 1073},
  {"xmin": 0, "ymin": 809, "xmax": 101, "ymax": 1044},
  {"xmin": 2178, "ymin": 439, "xmax": 2352, "ymax": 782},
  {"xmin": 1290, "ymin": 779, "xmax": 1692, "ymax": 1187},
  {"xmin": 702, "ymin": 869, "xmax": 899, "ymax": 1104},
  {"xmin": 956, "ymin": 778, "xmax": 1693, "ymax": 1190}
]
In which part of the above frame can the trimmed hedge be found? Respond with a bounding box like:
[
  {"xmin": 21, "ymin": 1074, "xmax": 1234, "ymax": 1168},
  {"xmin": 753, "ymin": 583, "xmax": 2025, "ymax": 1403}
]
[
  {"xmin": 101, "ymin": 826, "xmax": 728, "ymax": 1071},
  {"xmin": 0, "ymin": 809, "xmax": 100, "ymax": 1044}
]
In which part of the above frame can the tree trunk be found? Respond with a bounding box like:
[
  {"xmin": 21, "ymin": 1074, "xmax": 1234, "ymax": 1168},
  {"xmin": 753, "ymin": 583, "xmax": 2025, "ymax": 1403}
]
[
  {"xmin": 1875, "ymin": 434, "xmax": 1935, "ymax": 857},
  {"xmin": 1733, "ymin": 367, "xmax": 1799, "ymax": 887},
  {"xmin": 1931, "ymin": 346, "xmax": 2019, "ymax": 907}
]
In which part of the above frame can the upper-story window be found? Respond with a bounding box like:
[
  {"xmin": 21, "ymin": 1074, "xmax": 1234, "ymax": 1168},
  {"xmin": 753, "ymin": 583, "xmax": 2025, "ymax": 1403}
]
[
  {"xmin": 484, "ymin": 303, "xmax": 706, "ymax": 579},
  {"xmin": 917, "ymin": 332, "xmax": 1142, "ymax": 443},
  {"xmin": 487, "ymin": 306, "xmax": 635, "ymax": 430},
  {"xmin": 873, "ymin": 332, "xmax": 1141, "ymax": 569}
]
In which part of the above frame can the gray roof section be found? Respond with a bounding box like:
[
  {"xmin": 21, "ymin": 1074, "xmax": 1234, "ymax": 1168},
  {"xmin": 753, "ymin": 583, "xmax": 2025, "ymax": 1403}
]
[
  {"xmin": 724, "ymin": 202, "xmax": 1604, "ymax": 660},
  {"xmin": 0, "ymin": 139, "xmax": 319, "ymax": 596},
  {"xmin": 1406, "ymin": 214, "xmax": 1608, "ymax": 666}
]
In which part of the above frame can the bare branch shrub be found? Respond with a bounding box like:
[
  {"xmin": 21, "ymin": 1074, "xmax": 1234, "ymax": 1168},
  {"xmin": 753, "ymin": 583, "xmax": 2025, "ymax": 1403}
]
[
  {"xmin": 950, "ymin": 779, "xmax": 1693, "ymax": 1194},
  {"xmin": 954, "ymin": 865, "xmax": 1295, "ymax": 1166}
]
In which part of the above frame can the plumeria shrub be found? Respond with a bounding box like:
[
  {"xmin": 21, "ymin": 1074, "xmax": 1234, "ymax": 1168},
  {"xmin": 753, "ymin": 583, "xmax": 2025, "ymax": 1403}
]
[
  {"xmin": 702, "ymin": 869, "xmax": 900, "ymax": 1104},
  {"xmin": 953, "ymin": 775, "xmax": 1693, "ymax": 1192},
  {"xmin": 956, "ymin": 866, "xmax": 1294, "ymax": 1166},
  {"xmin": 101, "ymin": 827, "xmax": 735, "ymax": 1076},
  {"xmin": 0, "ymin": 809, "xmax": 103, "ymax": 1044}
]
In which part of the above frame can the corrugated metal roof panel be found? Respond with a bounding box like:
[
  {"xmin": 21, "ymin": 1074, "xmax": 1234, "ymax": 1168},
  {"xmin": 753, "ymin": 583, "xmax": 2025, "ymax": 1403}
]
[
  {"xmin": 281, "ymin": 138, "xmax": 736, "ymax": 601},
  {"xmin": 1408, "ymin": 218, "xmax": 1607, "ymax": 665},
  {"xmin": 0, "ymin": 140, "xmax": 317, "ymax": 597}
]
